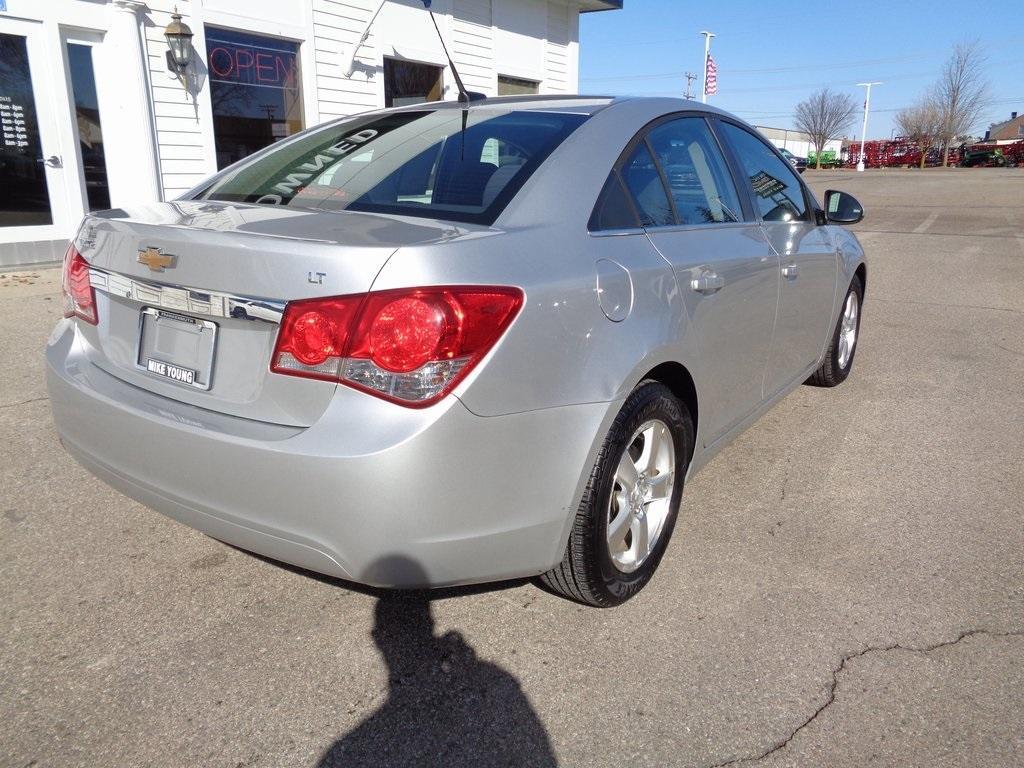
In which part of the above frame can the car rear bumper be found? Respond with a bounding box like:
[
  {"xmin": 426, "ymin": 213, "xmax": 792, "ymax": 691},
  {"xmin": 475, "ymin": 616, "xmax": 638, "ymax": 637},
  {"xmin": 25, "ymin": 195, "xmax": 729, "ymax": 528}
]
[{"xmin": 46, "ymin": 321, "xmax": 613, "ymax": 588}]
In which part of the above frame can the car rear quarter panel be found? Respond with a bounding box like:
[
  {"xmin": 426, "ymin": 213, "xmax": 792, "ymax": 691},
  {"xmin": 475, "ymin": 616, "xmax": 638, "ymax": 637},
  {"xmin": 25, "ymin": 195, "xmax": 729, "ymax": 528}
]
[{"xmin": 372, "ymin": 225, "xmax": 693, "ymax": 418}]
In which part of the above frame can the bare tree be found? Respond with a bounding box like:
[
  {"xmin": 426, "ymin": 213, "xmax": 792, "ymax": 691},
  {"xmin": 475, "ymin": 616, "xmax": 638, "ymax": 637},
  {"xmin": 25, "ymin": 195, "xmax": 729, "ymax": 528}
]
[
  {"xmin": 933, "ymin": 41, "xmax": 990, "ymax": 167},
  {"xmin": 793, "ymin": 88, "xmax": 858, "ymax": 169},
  {"xmin": 896, "ymin": 99, "xmax": 944, "ymax": 168}
]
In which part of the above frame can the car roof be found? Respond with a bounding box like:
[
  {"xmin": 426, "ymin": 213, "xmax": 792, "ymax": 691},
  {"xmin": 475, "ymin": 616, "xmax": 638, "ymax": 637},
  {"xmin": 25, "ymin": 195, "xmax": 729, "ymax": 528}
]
[
  {"xmin": 381, "ymin": 94, "xmax": 618, "ymax": 116},
  {"xmin": 383, "ymin": 94, "xmax": 732, "ymax": 118}
]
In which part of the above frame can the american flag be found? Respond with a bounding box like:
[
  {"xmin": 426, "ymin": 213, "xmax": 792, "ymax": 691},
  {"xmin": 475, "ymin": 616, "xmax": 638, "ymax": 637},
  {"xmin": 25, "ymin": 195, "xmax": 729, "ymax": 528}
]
[{"xmin": 705, "ymin": 54, "xmax": 718, "ymax": 96}]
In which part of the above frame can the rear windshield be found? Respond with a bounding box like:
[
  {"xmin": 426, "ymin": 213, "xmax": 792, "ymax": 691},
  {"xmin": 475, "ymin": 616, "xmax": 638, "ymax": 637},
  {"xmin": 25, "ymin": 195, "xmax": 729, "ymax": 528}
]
[{"xmin": 194, "ymin": 109, "xmax": 589, "ymax": 225}]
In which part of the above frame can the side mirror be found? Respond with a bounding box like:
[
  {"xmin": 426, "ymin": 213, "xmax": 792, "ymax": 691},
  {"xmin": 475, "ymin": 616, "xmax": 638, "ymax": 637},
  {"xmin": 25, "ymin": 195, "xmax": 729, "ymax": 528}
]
[{"xmin": 823, "ymin": 190, "xmax": 864, "ymax": 224}]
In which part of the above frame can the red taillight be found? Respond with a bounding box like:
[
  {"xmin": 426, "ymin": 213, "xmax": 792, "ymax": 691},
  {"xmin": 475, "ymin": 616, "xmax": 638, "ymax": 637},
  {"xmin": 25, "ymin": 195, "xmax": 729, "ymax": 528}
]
[
  {"xmin": 366, "ymin": 296, "xmax": 453, "ymax": 373},
  {"xmin": 269, "ymin": 296, "xmax": 361, "ymax": 381},
  {"xmin": 270, "ymin": 286, "xmax": 523, "ymax": 406},
  {"xmin": 61, "ymin": 245, "xmax": 97, "ymax": 325}
]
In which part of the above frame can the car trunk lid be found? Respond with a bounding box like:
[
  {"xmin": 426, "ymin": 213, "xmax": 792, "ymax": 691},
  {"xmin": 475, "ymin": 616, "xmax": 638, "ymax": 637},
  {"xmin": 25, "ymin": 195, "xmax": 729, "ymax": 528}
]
[{"xmin": 74, "ymin": 200, "xmax": 468, "ymax": 427}]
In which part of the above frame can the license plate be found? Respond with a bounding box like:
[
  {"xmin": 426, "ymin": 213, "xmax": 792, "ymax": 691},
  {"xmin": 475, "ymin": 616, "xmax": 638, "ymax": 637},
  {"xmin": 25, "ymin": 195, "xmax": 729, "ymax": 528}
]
[{"xmin": 137, "ymin": 308, "xmax": 217, "ymax": 390}]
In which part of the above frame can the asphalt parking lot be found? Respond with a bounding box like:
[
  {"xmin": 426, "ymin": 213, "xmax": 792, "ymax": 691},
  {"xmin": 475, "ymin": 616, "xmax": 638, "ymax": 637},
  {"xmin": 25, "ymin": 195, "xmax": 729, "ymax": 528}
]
[{"xmin": 2, "ymin": 168, "xmax": 1022, "ymax": 768}]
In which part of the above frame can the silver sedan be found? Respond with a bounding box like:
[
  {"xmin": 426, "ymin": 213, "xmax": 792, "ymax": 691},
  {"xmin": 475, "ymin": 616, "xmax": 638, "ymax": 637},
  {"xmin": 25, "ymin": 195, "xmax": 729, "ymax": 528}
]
[{"xmin": 46, "ymin": 96, "xmax": 866, "ymax": 606}]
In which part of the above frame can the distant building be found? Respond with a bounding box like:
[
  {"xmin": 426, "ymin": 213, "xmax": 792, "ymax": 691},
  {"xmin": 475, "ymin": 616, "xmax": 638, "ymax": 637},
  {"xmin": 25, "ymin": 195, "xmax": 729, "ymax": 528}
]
[
  {"xmin": 984, "ymin": 112, "xmax": 1024, "ymax": 142},
  {"xmin": 754, "ymin": 125, "xmax": 843, "ymax": 159}
]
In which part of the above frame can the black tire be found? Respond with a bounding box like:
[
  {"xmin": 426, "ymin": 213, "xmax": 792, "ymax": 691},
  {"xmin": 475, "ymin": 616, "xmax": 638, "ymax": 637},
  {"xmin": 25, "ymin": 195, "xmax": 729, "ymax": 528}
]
[
  {"xmin": 806, "ymin": 274, "xmax": 864, "ymax": 387},
  {"xmin": 539, "ymin": 381, "xmax": 693, "ymax": 607}
]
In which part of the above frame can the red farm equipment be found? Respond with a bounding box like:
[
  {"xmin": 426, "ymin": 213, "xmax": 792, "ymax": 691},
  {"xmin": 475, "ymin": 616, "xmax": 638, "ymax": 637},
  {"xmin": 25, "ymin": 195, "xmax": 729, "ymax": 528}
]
[
  {"xmin": 844, "ymin": 138, "xmax": 960, "ymax": 169},
  {"xmin": 1008, "ymin": 141, "xmax": 1024, "ymax": 166}
]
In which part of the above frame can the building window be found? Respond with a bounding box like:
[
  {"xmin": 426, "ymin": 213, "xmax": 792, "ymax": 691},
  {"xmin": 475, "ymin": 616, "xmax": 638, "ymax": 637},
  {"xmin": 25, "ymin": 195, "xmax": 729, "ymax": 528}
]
[
  {"xmin": 384, "ymin": 59, "xmax": 442, "ymax": 108},
  {"xmin": 66, "ymin": 43, "xmax": 110, "ymax": 211},
  {"xmin": 498, "ymin": 75, "xmax": 539, "ymax": 96},
  {"xmin": 206, "ymin": 27, "xmax": 304, "ymax": 170}
]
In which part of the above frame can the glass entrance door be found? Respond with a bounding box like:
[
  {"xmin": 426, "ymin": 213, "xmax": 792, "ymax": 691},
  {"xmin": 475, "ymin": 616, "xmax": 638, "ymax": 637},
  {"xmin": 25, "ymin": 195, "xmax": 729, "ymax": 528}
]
[
  {"xmin": 64, "ymin": 32, "xmax": 111, "ymax": 212},
  {"xmin": 0, "ymin": 18, "xmax": 73, "ymax": 251}
]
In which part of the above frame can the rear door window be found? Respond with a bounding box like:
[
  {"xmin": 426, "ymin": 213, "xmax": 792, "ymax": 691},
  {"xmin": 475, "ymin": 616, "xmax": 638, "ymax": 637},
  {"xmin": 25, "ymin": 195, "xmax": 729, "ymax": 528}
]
[
  {"xmin": 718, "ymin": 122, "xmax": 809, "ymax": 222},
  {"xmin": 592, "ymin": 115, "xmax": 748, "ymax": 232},
  {"xmin": 195, "ymin": 109, "xmax": 588, "ymax": 225},
  {"xmin": 646, "ymin": 118, "xmax": 743, "ymax": 225}
]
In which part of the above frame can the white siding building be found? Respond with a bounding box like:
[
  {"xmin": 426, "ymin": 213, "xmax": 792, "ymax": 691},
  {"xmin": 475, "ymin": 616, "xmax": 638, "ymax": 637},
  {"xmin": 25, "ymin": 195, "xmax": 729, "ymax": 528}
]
[{"xmin": 0, "ymin": 0, "xmax": 620, "ymax": 266}]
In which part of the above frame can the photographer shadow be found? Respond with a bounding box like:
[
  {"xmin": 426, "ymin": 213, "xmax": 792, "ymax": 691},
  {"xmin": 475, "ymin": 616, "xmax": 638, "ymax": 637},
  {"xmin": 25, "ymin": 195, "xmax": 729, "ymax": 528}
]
[{"xmin": 316, "ymin": 556, "xmax": 557, "ymax": 768}]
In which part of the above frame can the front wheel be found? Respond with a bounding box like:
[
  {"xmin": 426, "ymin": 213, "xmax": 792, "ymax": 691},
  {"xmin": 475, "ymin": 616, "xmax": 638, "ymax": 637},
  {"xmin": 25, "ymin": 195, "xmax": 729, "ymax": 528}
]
[
  {"xmin": 806, "ymin": 274, "xmax": 863, "ymax": 387},
  {"xmin": 539, "ymin": 381, "xmax": 693, "ymax": 607}
]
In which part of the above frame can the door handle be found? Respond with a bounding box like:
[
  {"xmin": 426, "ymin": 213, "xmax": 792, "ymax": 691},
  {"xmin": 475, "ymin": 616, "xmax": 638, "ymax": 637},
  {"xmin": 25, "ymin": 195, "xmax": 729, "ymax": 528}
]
[
  {"xmin": 690, "ymin": 271, "xmax": 725, "ymax": 294},
  {"xmin": 37, "ymin": 155, "xmax": 63, "ymax": 168},
  {"xmin": 781, "ymin": 263, "xmax": 799, "ymax": 279}
]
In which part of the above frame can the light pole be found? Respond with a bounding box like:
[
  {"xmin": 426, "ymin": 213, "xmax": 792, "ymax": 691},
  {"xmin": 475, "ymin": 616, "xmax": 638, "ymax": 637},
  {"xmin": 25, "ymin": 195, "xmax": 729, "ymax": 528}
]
[
  {"xmin": 700, "ymin": 31, "xmax": 715, "ymax": 104},
  {"xmin": 856, "ymin": 81, "xmax": 882, "ymax": 172}
]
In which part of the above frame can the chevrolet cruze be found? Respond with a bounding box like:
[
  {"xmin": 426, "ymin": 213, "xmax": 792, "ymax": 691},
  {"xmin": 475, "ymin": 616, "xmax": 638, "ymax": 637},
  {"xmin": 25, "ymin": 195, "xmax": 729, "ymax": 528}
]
[{"xmin": 47, "ymin": 96, "xmax": 866, "ymax": 606}]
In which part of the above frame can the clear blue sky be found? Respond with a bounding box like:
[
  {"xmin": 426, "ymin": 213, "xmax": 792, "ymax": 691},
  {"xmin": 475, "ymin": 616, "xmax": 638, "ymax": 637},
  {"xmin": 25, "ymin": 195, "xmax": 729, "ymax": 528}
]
[{"xmin": 580, "ymin": 1, "xmax": 1024, "ymax": 140}]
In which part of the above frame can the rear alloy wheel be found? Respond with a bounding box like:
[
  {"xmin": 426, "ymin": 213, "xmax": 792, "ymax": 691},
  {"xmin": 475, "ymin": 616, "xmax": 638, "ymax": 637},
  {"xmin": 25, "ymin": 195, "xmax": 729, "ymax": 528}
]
[
  {"xmin": 807, "ymin": 274, "xmax": 863, "ymax": 387},
  {"xmin": 607, "ymin": 419, "xmax": 676, "ymax": 573},
  {"xmin": 540, "ymin": 381, "xmax": 692, "ymax": 607}
]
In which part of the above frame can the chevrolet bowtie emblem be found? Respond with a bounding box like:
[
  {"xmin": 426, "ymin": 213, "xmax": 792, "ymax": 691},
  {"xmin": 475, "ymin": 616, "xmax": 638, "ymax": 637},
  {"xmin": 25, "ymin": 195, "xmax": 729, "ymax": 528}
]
[{"xmin": 137, "ymin": 247, "xmax": 175, "ymax": 272}]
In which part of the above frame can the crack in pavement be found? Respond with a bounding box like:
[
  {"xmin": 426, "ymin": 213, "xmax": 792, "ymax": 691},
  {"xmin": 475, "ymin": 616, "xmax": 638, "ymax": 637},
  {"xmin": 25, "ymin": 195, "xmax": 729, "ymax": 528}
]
[
  {"xmin": 853, "ymin": 228, "xmax": 1024, "ymax": 241},
  {"xmin": 706, "ymin": 629, "xmax": 1024, "ymax": 768},
  {"xmin": 779, "ymin": 457, "xmax": 791, "ymax": 501},
  {"xmin": 867, "ymin": 296, "xmax": 1023, "ymax": 315},
  {"xmin": 0, "ymin": 396, "xmax": 49, "ymax": 410}
]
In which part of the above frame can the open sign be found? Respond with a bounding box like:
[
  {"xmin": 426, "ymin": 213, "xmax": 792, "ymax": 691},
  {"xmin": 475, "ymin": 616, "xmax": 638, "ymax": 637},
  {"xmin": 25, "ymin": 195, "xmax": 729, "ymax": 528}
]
[{"xmin": 207, "ymin": 38, "xmax": 299, "ymax": 89}]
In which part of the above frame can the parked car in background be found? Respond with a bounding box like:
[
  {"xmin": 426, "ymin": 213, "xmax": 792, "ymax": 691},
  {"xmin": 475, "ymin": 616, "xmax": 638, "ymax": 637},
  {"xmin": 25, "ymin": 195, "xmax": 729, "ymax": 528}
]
[
  {"xmin": 778, "ymin": 147, "xmax": 808, "ymax": 173},
  {"xmin": 47, "ymin": 96, "xmax": 867, "ymax": 607}
]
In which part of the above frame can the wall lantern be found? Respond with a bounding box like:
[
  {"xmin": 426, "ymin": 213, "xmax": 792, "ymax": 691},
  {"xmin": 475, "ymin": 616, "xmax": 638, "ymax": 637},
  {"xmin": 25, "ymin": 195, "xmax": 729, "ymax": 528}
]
[{"xmin": 163, "ymin": 9, "xmax": 194, "ymax": 79}]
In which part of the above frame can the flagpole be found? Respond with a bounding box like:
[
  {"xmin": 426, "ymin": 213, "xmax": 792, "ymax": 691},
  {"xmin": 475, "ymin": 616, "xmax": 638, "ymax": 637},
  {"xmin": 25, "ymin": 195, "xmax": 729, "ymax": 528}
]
[{"xmin": 700, "ymin": 31, "xmax": 715, "ymax": 103}]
